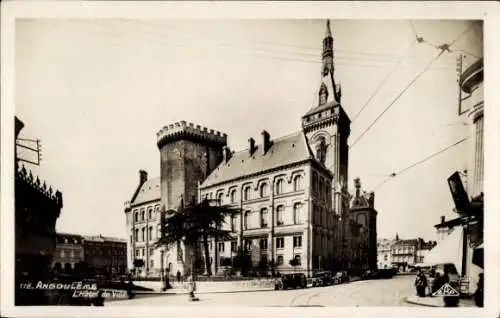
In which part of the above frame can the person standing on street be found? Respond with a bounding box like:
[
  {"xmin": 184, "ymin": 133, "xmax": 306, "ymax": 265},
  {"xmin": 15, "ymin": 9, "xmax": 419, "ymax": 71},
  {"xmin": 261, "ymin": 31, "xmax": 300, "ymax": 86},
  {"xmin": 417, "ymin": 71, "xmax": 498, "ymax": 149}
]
[
  {"xmin": 177, "ymin": 270, "xmax": 181, "ymax": 283},
  {"xmin": 414, "ymin": 269, "xmax": 428, "ymax": 297}
]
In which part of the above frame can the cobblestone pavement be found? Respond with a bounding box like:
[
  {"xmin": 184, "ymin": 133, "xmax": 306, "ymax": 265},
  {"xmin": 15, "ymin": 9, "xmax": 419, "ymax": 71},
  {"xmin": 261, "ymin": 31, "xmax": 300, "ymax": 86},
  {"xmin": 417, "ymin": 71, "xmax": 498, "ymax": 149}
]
[{"xmin": 108, "ymin": 275, "xmax": 420, "ymax": 307}]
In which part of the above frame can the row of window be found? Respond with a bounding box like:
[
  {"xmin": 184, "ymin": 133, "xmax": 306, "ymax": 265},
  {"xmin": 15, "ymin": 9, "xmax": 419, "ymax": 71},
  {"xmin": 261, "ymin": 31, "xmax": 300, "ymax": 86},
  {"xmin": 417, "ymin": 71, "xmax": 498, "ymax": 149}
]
[
  {"xmin": 132, "ymin": 205, "xmax": 161, "ymax": 224},
  {"xmin": 235, "ymin": 203, "xmax": 303, "ymax": 231},
  {"xmin": 58, "ymin": 249, "xmax": 84, "ymax": 259},
  {"xmin": 205, "ymin": 175, "xmax": 304, "ymax": 204},
  {"xmin": 135, "ymin": 247, "xmax": 155, "ymax": 258},
  {"xmin": 133, "ymin": 225, "xmax": 161, "ymax": 243},
  {"xmin": 312, "ymin": 172, "xmax": 332, "ymax": 204},
  {"xmin": 213, "ymin": 236, "xmax": 303, "ymax": 253}
]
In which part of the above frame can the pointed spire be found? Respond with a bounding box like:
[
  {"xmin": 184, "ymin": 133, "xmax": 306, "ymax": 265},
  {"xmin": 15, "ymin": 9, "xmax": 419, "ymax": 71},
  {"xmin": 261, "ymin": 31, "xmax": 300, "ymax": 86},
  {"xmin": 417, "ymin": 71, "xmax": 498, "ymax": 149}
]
[{"xmin": 325, "ymin": 19, "xmax": 332, "ymax": 37}]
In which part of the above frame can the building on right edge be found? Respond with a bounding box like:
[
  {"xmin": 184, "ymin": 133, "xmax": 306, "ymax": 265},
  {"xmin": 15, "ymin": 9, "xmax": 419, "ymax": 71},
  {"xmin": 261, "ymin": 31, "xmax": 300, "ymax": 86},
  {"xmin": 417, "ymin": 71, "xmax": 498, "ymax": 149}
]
[{"xmin": 426, "ymin": 53, "xmax": 484, "ymax": 296}]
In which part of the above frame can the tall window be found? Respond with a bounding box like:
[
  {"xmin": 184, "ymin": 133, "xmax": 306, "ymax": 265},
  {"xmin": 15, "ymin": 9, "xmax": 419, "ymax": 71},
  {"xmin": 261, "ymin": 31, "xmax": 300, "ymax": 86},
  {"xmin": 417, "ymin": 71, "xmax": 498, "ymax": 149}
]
[
  {"xmin": 293, "ymin": 203, "xmax": 301, "ymax": 224},
  {"xmin": 141, "ymin": 209, "xmax": 145, "ymax": 221},
  {"xmin": 474, "ymin": 116, "xmax": 484, "ymax": 195},
  {"xmin": 319, "ymin": 179, "xmax": 325, "ymax": 200},
  {"xmin": 243, "ymin": 187, "xmax": 251, "ymax": 201},
  {"xmin": 293, "ymin": 236, "xmax": 302, "ymax": 248},
  {"xmin": 260, "ymin": 239, "xmax": 268, "ymax": 250},
  {"xmin": 149, "ymin": 226, "xmax": 153, "ymax": 240},
  {"xmin": 141, "ymin": 228, "xmax": 145, "ymax": 241},
  {"xmin": 157, "ymin": 224, "xmax": 161, "ymax": 238},
  {"xmin": 230, "ymin": 190, "xmax": 236, "ymax": 203},
  {"xmin": 293, "ymin": 175, "xmax": 303, "ymax": 191},
  {"xmin": 275, "ymin": 179, "xmax": 284, "ymax": 195},
  {"xmin": 312, "ymin": 172, "xmax": 318, "ymax": 194},
  {"xmin": 218, "ymin": 242, "xmax": 225, "ymax": 252},
  {"xmin": 276, "ymin": 205, "xmax": 284, "ymax": 226},
  {"xmin": 231, "ymin": 241, "xmax": 237, "ymax": 252},
  {"xmin": 134, "ymin": 211, "xmax": 138, "ymax": 222},
  {"xmin": 231, "ymin": 215, "xmax": 236, "ymax": 232},
  {"xmin": 276, "ymin": 237, "xmax": 284, "ymax": 249},
  {"xmin": 135, "ymin": 229, "xmax": 139, "ymax": 242},
  {"xmin": 244, "ymin": 211, "xmax": 250, "ymax": 230},
  {"xmin": 148, "ymin": 209, "xmax": 152, "ymax": 220},
  {"xmin": 259, "ymin": 183, "xmax": 268, "ymax": 197},
  {"xmin": 277, "ymin": 255, "xmax": 284, "ymax": 265},
  {"xmin": 260, "ymin": 208, "xmax": 268, "ymax": 227},
  {"xmin": 218, "ymin": 192, "xmax": 224, "ymax": 205}
]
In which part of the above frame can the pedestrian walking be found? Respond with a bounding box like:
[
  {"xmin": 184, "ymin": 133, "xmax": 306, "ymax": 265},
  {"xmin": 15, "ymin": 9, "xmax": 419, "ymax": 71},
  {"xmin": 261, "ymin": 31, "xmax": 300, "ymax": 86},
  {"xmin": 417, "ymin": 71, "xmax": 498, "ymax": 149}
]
[
  {"xmin": 177, "ymin": 270, "xmax": 181, "ymax": 283},
  {"xmin": 414, "ymin": 269, "xmax": 428, "ymax": 297}
]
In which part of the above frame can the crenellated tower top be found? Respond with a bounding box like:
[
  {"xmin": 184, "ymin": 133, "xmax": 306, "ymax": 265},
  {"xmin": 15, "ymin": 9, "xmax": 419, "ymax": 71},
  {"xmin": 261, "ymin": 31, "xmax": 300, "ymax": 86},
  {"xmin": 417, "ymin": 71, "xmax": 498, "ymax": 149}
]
[{"xmin": 156, "ymin": 120, "xmax": 227, "ymax": 149}]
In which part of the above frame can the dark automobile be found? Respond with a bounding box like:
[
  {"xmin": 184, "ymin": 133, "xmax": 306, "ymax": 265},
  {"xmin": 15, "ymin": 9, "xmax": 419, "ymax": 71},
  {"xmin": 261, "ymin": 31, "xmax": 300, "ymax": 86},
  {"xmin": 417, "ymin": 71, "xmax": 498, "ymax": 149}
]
[
  {"xmin": 313, "ymin": 271, "xmax": 334, "ymax": 286},
  {"xmin": 362, "ymin": 269, "xmax": 395, "ymax": 280},
  {"xmin": 275, "ymin": 273, "xmax": 307, "ymax": 290},
  {"xmin": 333, "ymin": 271, "xmax": 350, "ymax": 284}
]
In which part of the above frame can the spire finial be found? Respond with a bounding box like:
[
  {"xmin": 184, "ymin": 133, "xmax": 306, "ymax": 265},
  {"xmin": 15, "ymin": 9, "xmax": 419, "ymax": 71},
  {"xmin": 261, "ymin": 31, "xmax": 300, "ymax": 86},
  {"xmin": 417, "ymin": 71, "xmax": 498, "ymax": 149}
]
[{"xmin": 325, "ymin": 19, "xmax": 332, "ymax": 37}]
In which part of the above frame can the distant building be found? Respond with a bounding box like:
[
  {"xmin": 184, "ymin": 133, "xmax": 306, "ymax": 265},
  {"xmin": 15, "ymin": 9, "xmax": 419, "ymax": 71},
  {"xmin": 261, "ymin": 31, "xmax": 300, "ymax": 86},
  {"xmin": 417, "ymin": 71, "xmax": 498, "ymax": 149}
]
[
  {"xmin": 52, "ymin": 233, "xmax": 84, "ymax": 274},
  {"xmin": 83, "ymin": 234, "xmax": 127, "ymax": 276},
  {"xmin": 390, "ymin": 234, "xmax": 436, "ymax": 271},
  {"xmin": 124, "ymin": 171, "xmax": 162, "ymax": 277},
  {"xmin": 377, "ymin": 238, "xmax": 394, "ymax": 269}
]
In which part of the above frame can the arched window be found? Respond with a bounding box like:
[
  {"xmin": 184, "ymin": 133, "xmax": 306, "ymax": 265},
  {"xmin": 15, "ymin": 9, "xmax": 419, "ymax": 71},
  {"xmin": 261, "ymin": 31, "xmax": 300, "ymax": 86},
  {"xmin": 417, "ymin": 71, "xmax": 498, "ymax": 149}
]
[
  {"xmin": 275, "ymin": 179, "xmax": 284, "ymax": 195},
  {"xmin": 141, "ymin": 228, "xmax": 145, "ymax": 241},
  {"xmin": 141, "ymin": 209, "xmax": 145, "ymax": 221},
  {"xmin": 230, "ymin": 190, "xmax": 236, "ymax": 203},
  {"xmin": 259, "ymin": 183, "xmax": 268, "ymax": 197},
  {"xmin": 218, "ymin": 192, "xmax": 224, "ymax": 205},
  {"xmin": 148, "ymin": 209, "xmax": 152, "ymax": 220},
  {"xmin": 244, "ymin": 211, "xmax": 250, "ymax": 230},
  {"xmin": 293, "ymin": 203, "xmax": 302, "ymax": 224},
  {"xmin": 276, "ymin": 205, "xmax": 284, "ymax": 226},
  {"xmin": 134, "ymin": 211, "xmax": 138, "ymax": 222},
  {"xmin": 149, "ymin": 226, "xmax": 153, "ymax": 240},
  {"xmin": 293, "ymin": 175, "xmax": 303, "ymax": 191},
  {"xmin": 135, "ymin": 229, "xmax": 139, "ymax": 241},
  {"xmin": 243, "ymin": 187, "xmax": 251, "ymax": 201},
  {"xmin": 260, "ymin": 208, "xmax": 268, "ymax": 227}
]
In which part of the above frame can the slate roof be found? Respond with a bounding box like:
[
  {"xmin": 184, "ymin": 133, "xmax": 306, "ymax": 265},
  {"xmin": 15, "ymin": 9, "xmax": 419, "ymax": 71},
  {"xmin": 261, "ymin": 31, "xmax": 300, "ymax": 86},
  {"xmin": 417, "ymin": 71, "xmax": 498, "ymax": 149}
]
[
  {"xmin": 201, "ymin": 131, "xmax": 318, "ymax": 188},
  {"xmin": 131, "ymin": 177, "xmax": 161, "ymax": 206}
]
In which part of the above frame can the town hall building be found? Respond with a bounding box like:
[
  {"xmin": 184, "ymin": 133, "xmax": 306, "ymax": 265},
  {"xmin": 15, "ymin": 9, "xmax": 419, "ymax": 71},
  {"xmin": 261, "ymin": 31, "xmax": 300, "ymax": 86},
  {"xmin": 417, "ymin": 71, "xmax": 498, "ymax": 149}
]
[{"xmin": 124, "ymin": 21, "xmax": 377, "ymax": 278}]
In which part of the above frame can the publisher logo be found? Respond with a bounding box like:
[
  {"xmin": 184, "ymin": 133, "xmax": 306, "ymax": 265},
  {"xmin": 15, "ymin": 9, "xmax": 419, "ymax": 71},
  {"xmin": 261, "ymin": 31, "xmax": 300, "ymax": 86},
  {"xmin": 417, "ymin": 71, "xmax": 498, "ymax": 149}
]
[{"xmin": 432, "ymin": 283, "xmax": 460, "ymax": 297}]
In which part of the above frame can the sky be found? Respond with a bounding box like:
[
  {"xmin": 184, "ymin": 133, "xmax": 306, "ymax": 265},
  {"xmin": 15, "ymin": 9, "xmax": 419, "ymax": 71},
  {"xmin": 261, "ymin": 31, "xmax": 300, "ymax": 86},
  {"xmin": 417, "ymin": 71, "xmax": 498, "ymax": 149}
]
[{"xmin": 14, "ymin": 19, "xmax": 483, "ymax": 242}]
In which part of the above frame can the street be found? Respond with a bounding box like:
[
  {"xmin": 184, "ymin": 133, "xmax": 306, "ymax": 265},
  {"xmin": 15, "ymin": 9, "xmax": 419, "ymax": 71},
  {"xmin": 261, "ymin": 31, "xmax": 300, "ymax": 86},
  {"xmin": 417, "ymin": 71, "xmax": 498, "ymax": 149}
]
[{"xmin": 109, "ymin": 274, "xmax": 419, "ymax": 307}]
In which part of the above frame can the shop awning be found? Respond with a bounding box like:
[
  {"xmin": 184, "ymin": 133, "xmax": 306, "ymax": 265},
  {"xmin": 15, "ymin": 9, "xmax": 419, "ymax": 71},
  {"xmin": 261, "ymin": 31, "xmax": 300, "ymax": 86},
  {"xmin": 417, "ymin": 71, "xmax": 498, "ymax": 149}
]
[{"xmin": 423, "ymin": 226, "xmax": 463, "ymax": 275}]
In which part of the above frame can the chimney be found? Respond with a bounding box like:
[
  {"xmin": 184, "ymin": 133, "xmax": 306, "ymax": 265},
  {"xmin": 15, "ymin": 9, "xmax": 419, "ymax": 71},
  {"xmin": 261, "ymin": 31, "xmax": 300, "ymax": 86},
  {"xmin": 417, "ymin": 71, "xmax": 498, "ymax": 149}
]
[
  {"xmin": 223, "ymin": 146, "xmax": 232, "ymax": 163},
  {"xmin": 248, "ymin": 138, "xmax": 256, "ymax": 155},
  {"xmin": 440, "ymin": 215, "xmax": 445, "ymax": 224},
  {"xmin": 139, "ymin": 170, "xmax": 148, "ymax": 185},
  {"xmin": 261, "ymin": 130, "xmax": 271, "ymax": 154}
]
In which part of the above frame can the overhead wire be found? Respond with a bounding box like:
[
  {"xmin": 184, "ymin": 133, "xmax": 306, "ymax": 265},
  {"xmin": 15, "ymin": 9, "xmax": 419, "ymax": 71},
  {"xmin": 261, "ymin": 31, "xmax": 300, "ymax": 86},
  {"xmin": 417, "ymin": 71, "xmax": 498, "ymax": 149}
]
[
  {"xmin": 349, "ymin": 49, "xmax": 446, "ymax": 149},
  {"xmin": 373, "ymin": 137, "xmax": 468, "ymax": 191},
  {"xmin": 349, "ymin": 21, "xmax": 478, "ymax": 150},
  {"xmin": 351, "ymin": 20, "xmax": 420, "ymax": 123}
]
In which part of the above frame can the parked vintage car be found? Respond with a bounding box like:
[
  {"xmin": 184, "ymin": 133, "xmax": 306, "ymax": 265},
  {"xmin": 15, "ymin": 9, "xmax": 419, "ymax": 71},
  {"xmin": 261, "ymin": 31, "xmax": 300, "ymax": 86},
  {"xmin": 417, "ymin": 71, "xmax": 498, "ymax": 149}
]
[
  {"xmin": 333, "ymin": 271, "xmax": 350, "ymax": 284},
  {"xmin": 274, "ymin": 273, "xmax": 307, "ymax": 290},
  {"xmin": 313, "ymin": 271, "xmax": 334, "ymax": 286}
]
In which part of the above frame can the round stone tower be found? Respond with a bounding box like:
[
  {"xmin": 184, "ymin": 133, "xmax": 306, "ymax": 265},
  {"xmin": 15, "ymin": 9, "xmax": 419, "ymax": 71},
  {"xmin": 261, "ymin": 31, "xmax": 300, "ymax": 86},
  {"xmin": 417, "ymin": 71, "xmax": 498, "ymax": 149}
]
[{"xmin": 156, "ymin": 120, "xmax": 227, "ymax": 275}]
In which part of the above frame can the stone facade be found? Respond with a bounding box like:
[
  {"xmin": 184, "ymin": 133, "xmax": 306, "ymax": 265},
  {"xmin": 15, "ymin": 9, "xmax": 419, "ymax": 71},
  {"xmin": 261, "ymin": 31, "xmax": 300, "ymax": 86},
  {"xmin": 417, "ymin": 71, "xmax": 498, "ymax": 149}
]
[
  {"xmin": 83, "ymin": 235, "xmax": 127, "ymax": 275},
  {"xmin": 52, "ymin": 233, "xmax": 84, "ymax": 273}
]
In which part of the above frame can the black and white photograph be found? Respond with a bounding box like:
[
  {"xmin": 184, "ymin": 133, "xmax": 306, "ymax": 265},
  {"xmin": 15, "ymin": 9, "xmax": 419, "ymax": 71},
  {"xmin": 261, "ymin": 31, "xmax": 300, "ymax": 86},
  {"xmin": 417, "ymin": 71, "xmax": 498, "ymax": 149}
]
[{"xmin": 1, "ymin": 2, "xmax": 499, "ymax": 317}]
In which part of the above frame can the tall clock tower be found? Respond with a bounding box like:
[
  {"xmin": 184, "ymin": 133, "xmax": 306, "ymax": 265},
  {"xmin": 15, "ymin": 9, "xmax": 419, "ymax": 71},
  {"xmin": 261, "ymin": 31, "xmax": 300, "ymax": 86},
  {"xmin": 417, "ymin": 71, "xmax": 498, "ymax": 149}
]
[{"xmin": 302, "ymin": 20, "xmax": 351, "ymax": 216}]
